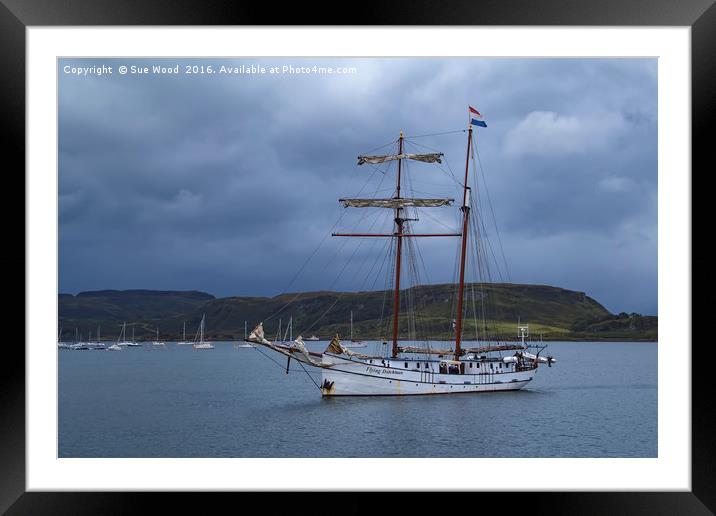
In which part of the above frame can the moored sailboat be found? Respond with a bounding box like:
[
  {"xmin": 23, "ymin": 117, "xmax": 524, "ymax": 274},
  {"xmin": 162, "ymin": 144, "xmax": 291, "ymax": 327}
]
[
  {"xmin": 235, "ymin": 320, "xmax": 253, "ymax": 348},
  {"xmin": 89, "ymin": 325, "xmax": 105, "ymax": 350},
  {"xmin": 176, "ymin": 321, "xmax": 192, "ymax": 345},
  {"xmin": 152, "ymin": 327, "xmax": 166, "ymax": 347},
  {"xmin": 247, "ymin": 108, "xmax": 556, "ymax": 396},
  {"xmin": 347, "ymin": 310, "xmax": 367, "ymax": 348},
  {"xmin": 193, "ymin": 314, "xmax": 214, "ymax": 349},
  {"xmin": 116, "ymin": 322, "xmax": 140, "ymax": 347}
]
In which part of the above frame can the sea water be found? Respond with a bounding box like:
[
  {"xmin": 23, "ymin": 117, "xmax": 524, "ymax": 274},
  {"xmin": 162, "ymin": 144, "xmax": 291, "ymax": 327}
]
[{"xmin": 58, "ymin": 341, "xmax": 656, "ymax": 458}]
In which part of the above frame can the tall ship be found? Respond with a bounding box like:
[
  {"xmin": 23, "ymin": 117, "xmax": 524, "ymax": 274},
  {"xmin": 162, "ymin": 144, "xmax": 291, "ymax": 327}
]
[{"xmin": 247, "ymin": 107, "xmax": 556, "ymax": 396}]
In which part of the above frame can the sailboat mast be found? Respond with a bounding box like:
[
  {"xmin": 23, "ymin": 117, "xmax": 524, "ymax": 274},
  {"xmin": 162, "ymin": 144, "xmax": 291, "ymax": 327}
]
[
  {"xmin": 454, "ymin": 124, "xmax": 473, "ymax": 360},
  {"xmin": 391, "ymin": 132, "xmax": 404, "ymax": 358}
]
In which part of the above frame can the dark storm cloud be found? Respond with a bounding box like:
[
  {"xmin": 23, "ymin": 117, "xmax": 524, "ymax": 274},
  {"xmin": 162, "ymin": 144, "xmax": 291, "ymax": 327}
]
[{"xmin": 59, "ymin": 57, "xmax": 657, "ymax": 314}]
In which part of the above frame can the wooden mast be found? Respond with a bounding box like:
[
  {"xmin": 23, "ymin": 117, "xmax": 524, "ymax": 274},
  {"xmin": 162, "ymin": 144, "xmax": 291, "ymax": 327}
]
[
  {"xmin": 391, "ymin": 132, "xmax": 404, "ymax": 358},
  {"xmin": 454, "ymin": 124, "xmax": 473, "ymax": 360},
  {"xmin": 333, "ymin": 130, "xmax": 462, "ymax": 356}
]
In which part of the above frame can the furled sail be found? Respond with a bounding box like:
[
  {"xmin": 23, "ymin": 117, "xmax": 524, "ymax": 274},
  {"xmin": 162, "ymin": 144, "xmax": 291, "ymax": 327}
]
[
  {"xmin": 289, "ymin": 336, "xmax": 325, "ymax": 366},
  {"xmin": 324, "ymin": 335, "xmax": 377, "ymax": 359},
  {"xmin": 464, "ymin": 343, "xmax": 527, "ymax": 354},
  {"xmin": 247, "ymin": 323, "xmax": 330, "ymax": 367},
  {"xmin": 357, "ymin": 153, "xmax": 443, "ymax": 165},
  {"xmin": 398, "ymin": 346, "xmax": 456, "ymax": 355},
  {"xmin": 340, "ymin": 198, "xmax": 454, "ymax": 209},
  {"xmin": 247, "ymin": 322, "xmax": 272, "ymax": 346}
]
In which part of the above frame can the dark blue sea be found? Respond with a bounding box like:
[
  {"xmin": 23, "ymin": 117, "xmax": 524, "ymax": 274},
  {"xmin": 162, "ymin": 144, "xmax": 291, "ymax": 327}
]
[{"xmin": 58, "ymin": 341, "xmax": 657, "ymax": 458}]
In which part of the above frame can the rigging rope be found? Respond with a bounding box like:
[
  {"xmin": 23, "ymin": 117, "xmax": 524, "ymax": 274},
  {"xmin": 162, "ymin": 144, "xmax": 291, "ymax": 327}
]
[
  {"xmin": 297, "ymin": 209, "xmax": 393, "ymax": 335},
  {"xmin": 404, "ymin": 129, "xmax": 467, "ymax": 139},
  {"xmin": 251, "ymin": 344, "xmax": 322, "ymax": 391},
  {"xmin": 473, "ymin": 134, "xmax": 512, "ymax": 283}
]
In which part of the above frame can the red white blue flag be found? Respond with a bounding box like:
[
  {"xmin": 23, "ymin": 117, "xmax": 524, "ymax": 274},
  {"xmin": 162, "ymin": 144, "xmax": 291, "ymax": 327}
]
[{"xmin": 469, "ymin": 106, "xmax": 487, "ymax": 127}]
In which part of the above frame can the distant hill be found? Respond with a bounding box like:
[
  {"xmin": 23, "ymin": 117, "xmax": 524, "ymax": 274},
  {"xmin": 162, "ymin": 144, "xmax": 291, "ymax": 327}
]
[
  {"xmin": 58, "ymin": 284, "xmax": 657, "ymax": 342},
  {"xmin": 59, "ymin": 290, "xmax": 214, "ymax": 337}
]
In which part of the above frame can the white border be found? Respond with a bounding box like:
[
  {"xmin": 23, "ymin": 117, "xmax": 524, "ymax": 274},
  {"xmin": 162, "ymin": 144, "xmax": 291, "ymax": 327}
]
[{"xmin": 27, "ymin": 27, "xmax": 690, "ymax": 491}]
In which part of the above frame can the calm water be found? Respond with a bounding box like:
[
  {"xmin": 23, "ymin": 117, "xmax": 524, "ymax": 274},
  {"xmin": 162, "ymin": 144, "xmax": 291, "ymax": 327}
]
[{"xmin": 59, "ymin": 341, "xmax": 657, "ymax": 458}]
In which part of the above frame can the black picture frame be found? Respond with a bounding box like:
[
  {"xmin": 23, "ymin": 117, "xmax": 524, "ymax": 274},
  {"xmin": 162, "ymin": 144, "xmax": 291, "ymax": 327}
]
[{"xmin": 4, "ymin": 0, "xmax": 712, "ymax": 512}]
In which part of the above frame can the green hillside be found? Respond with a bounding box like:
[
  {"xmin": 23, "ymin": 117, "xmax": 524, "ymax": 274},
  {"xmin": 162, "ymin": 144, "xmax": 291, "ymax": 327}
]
[
  {"xmin": 59, "ymin": 290, "xmax": 214, "ymax": 339},
  {"xmin": 58, "ymin": 284, "xmax": 657, "ymax": 342}
]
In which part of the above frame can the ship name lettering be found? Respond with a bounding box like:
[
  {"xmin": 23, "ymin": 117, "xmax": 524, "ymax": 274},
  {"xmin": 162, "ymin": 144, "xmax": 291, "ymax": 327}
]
[{"xmin": 366, "ymin": 366, "xmax": 403, "ymax": 375}]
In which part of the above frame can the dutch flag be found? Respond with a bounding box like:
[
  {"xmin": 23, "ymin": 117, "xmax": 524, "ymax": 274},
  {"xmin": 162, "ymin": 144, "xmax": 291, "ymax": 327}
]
[{"xmin": 469, "ymin": 106, "xmax": 487, "ymax": 128}]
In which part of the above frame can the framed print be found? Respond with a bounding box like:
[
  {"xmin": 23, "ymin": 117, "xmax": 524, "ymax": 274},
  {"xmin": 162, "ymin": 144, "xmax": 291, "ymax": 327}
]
[{"xmin": 4, "ymin": 0, "xmax": 714, "ymax": 513}]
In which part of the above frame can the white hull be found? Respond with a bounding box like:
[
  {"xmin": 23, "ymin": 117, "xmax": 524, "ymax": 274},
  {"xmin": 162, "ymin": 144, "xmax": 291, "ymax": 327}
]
[
  {"xmin": 117, "ymin": 342, "xmax": 141, "ymax": 347},
  {"xmin": 194, "ymin": 343, "xmax": 214, "ymax": 349},
  {"xmin": 319, "ymin": 355, "xmax": 535, "ymax": 396}
]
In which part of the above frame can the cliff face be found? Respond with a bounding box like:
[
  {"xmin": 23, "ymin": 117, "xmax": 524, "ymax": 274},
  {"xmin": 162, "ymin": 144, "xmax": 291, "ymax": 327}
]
[{"xmin": 58, "ymin": 284, "xmax": 656, "ymax": 341}]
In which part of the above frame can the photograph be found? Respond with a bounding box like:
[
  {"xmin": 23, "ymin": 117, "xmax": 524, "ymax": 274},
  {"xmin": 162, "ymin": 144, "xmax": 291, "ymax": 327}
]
[{"xmin": 57, "ymin": 56, "xmax": 658, "ymax": 459}]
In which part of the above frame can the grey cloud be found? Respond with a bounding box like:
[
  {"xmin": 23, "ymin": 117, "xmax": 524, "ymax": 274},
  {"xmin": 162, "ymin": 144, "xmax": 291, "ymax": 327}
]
[{"xmin": 59, "ymin": 57, "xmax": 657, "ymax": 314}]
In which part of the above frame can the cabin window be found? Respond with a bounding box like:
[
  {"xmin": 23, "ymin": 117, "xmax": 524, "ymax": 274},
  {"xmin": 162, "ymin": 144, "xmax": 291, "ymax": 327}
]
[
  {"xmin": 490, "ymin": 364, "xmax": 493, "ymax": 370},
  {"xmin": 469, "ymin": 363, "xmax": 473, "ymax": 369},
  {"xmin": 405, "ymin": 362, "xmax": 408, "ymax": 368},
  {"xmin": 417, "ymin": 363, "xmax": 420, "ymax": 368},
  {"xmin": 425, "ymin": 363, "xmax": 429, "ymax": 368}
]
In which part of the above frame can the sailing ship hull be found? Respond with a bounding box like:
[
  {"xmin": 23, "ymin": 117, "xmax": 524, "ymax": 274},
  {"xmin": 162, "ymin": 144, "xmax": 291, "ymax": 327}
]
[{"xmin": 319, "ymin": 355, "xmax": 535, "ymax": 397}]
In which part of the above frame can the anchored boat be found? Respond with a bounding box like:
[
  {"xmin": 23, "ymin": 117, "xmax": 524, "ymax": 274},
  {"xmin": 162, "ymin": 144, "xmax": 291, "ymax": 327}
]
[
  {"xmin": 247, "ymin": 108, "xmax": 555, "ymax": 396},
  {"xmin": 176, "ymin": 321, "xmax": 192, "ymax": 345},
  {"xmin": 193, "ymin": 314, "xmax": 214, "ymax": 349}
]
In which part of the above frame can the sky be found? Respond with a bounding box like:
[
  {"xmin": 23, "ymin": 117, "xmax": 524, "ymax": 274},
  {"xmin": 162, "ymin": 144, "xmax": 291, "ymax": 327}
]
[{"xmin": 58, "ymin": 57, "xmax": 657, "ymax": 315}]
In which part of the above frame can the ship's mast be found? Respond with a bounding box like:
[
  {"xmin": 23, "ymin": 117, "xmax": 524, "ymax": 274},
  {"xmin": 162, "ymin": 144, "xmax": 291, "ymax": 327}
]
[
  {"xmin": 391, "ymin": 132, "xmax": 404, "ymax": 358},
  {"xmin": 333, "ymin": 130, "xmax": 461, "ymax": 357},
  {"xmin": 454, "ymin": 124, "xmax": 473, "ymax": 360}
]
